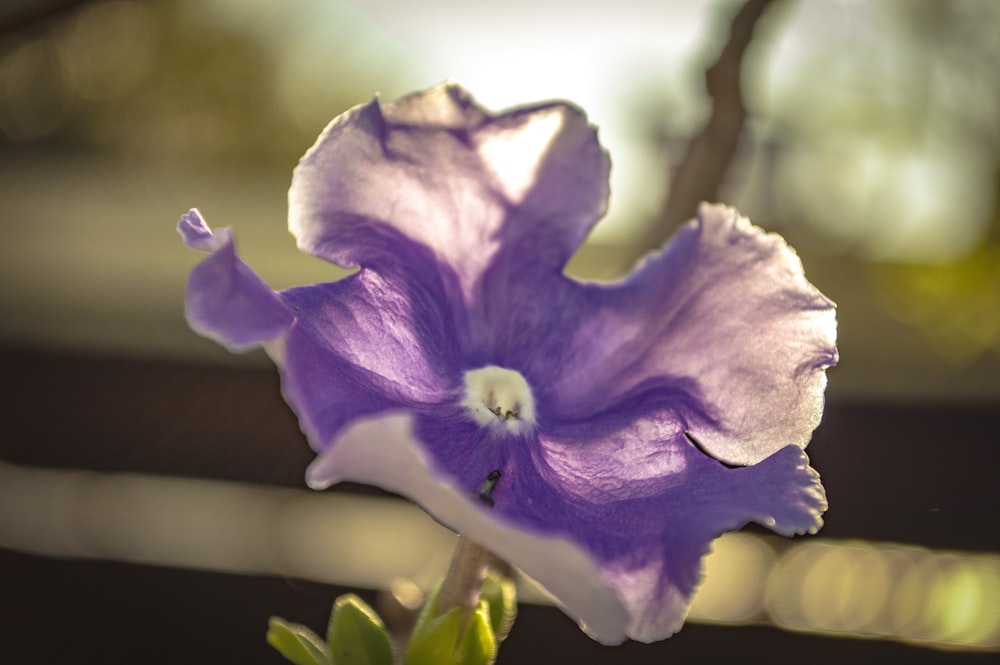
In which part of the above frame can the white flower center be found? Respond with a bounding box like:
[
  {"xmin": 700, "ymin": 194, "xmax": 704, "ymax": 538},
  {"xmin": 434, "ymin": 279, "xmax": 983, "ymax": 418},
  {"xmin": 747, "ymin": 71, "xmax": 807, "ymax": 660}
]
[{"xmin": 461, "ymin": 365, "xmax": 536, "ymax": 434}]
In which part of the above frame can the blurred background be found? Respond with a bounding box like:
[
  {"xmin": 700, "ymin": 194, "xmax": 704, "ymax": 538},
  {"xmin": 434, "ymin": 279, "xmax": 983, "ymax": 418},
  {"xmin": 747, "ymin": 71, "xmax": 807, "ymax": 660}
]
[{"xmin": 0, "ymin": 0, "xmax": 998, "ymax": 662}]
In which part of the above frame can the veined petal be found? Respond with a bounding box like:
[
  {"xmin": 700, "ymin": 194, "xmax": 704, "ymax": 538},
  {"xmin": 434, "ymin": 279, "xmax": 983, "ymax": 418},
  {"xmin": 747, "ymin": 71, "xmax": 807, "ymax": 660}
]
[
  {"xmin": 277, "ymin": 265, "xmax": 460, "ymax": 451},
  {"xmin": 287, "ymin": 83, "xmax": 609, "ymax": 302},
  {"xmin": 306, "ymin": 403, "xmax": 825, "ymax": 644},
  {"xmin": 180, "ymin": 208, "xmax": 462, "ymax": 450},
  {"xmin": 304, "ymin": 412, "xmax": 631, "ymax": 644},
  {"xmin": 535, "ymin": 405, "xmax": 826, "ymax": 641},
  {"xmin": 545, "ymin": 203, "xmax": 837, "ymax": 466},
  {"xmin": 178, "ymin": 209, "xmax": 295, "ymax": 351}
]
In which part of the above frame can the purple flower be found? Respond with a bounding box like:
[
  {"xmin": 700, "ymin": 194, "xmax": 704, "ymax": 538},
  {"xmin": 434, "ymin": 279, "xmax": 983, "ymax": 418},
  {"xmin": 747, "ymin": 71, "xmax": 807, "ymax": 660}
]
[{"xmin": 178, "ymin": 83, "xmax": 837, "ymax": 644}]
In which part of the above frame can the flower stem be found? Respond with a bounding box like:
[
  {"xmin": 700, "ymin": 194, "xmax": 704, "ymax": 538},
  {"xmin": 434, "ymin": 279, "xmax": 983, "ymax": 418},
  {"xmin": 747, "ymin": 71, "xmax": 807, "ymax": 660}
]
[{"xmin": 436, "ymin": 535, "xmax": 491, "ymax": 618}]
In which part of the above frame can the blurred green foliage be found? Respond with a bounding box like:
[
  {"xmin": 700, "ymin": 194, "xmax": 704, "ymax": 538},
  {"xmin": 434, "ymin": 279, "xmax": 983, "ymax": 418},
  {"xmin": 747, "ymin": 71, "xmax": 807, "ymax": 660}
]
[{"xmin": 0, "ymin": 0, "xmax": 408, "ymax": 171}]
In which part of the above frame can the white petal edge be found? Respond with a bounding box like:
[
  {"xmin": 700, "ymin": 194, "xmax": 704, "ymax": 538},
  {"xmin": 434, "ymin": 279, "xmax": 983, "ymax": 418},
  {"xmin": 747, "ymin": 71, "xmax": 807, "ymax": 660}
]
[{"xmin": 304, "ymin": 411, "xmax": 630, "ymax": 644}]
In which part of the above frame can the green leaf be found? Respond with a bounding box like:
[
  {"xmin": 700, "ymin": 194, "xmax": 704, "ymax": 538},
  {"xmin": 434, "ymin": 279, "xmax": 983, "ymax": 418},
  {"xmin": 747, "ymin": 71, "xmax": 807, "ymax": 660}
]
[
  {"xmin": 405, "ymin": 587, "xmax": 497, "ymax": 665},
  {"xmin": 404, "ymin": 605, "xmax": 462, "ymax": 665},
  {"xmin": 455, "ymin": 601, "xmax": 498, "ymax": 665},
  {"xmin": 326, "ymin": 594, "xmax": 394, "ymax": 665},
  {"xmin": 480, "ymin": 572, "xmax": 517, "ymax": 643},
  {"xmin": 267, "ymin": 616, "xmax": 331, "ymax": 665}
]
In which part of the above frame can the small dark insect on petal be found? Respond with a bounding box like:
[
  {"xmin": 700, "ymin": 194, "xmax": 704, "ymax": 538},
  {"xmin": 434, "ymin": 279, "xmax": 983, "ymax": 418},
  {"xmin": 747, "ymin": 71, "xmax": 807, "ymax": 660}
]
[
  {"xmin": 684, "ymin": 431, "xmax": 743, "ymax": 469},
  {"xmin": 478, "ymin": 470, "xmax": 502, "ymax": 507}
]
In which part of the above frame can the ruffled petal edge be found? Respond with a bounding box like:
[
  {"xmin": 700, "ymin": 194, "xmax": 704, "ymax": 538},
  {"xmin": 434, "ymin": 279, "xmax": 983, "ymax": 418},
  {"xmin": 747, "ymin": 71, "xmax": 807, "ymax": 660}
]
[{"xmin": 178, "ymin": 209, "xmax": 295, "ymax": 352}]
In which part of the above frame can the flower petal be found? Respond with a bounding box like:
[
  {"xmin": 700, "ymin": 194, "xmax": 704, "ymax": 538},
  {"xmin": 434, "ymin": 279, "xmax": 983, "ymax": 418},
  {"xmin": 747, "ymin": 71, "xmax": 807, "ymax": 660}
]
[
  {"xmin": 307, "ymin": 403, "xmax": 825, "ymax": 644},
  {"xmin": 178, "ymin": 209, "xmax": 295, "ymax": 351},
  {"xmin": 277, "ymin": 265, "xmax": 460, "ymax": 451},
  {"xmin": 287, "ymin": 83, "xmax": 609, "ymax": 302},
  {"xmin": 535, "ymin": 406, "xmax": 827, "ymax": 641},
  {"xmin": 544, "ymin": 203, "xmax": 837, "ymax": 466},
  {"xmin": 304, "ymin": 411, "xmax": 631, "ymax": 644},
  {"xmin": 394, "ymin": 377, "xmax": 825, "ymax": 642}
]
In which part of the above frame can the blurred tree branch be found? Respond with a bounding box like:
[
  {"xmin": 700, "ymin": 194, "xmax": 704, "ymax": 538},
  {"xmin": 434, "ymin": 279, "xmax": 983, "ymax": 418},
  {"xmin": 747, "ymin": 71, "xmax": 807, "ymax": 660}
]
[{"xmin": 646, "ymin": 0, "xmax": 780, "ymax": 249}]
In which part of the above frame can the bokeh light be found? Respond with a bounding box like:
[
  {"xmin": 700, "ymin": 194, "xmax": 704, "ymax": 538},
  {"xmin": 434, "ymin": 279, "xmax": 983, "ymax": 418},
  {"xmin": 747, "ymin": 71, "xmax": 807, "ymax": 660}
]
[
  {"xmin": 765, "ymin": 538, "xmax": 1000, "ymax": 651},
  {"xmin": 2, "ymin": 461, "xmax": 998, "ymax": 651}
]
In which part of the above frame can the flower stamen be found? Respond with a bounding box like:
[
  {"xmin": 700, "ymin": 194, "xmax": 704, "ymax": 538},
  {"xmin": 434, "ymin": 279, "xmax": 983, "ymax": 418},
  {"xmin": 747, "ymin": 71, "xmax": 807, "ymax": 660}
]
[
  {"xmin": 461, "ymin": 365, "xmax": 536, "ymax": 434},
  {"xmin": 489, "ymin": 406, "xmax": 519, "ymax": 420}
]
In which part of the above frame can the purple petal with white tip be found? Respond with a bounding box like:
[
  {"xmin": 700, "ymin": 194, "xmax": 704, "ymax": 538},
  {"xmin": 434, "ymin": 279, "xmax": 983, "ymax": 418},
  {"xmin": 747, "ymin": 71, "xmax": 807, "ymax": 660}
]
[
  {"xmin": 542, "ymin": 203, "xmax": 837, "ymax": 466},
  {"xmin": 288, "ymin": 83, "xmax": 609, "ymax": 303},
  {"xmin": 305, "ymin": 411, "xmax": 631, "ymax": 643}
]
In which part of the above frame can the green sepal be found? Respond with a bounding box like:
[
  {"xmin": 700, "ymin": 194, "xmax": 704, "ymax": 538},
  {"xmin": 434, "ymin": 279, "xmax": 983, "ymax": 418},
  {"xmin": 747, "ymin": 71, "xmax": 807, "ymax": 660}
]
[
  {"xmin": 458, "ymin": 602, "xmax": 497, "ymax": 665},
  {"xmin": 326, "ymin": 594, "xmax": 395, "ymax": 665},
  {"xmin": 404, "ymin": 585, "xmax": 497, "ymax": 665},
  {"xmin": 267, "ymin": 616, "xmax": 331, "ymax": 665},
  {"xmin": 480, "ymin": 572, "xmax": 517, "ymax": 643}
]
